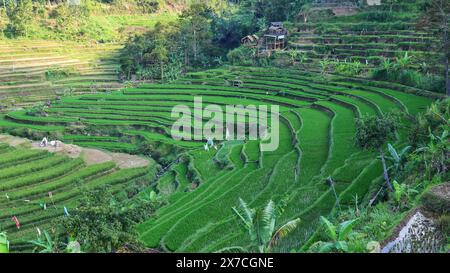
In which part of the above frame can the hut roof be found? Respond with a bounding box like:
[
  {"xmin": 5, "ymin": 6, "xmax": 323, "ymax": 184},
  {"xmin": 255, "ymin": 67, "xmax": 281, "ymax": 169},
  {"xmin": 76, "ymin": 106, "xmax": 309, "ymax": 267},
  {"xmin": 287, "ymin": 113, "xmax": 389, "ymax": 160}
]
[
  {"xmin": 241, "ymin": 35, "xmax": 259, "ymax": 44},
  {"xmin": 265, "ymin": 22, "xmax": 288, "ymax": 37},
  {"xmin": 270, "ymin": 22, "xmax": 284, "ymax": 28}
]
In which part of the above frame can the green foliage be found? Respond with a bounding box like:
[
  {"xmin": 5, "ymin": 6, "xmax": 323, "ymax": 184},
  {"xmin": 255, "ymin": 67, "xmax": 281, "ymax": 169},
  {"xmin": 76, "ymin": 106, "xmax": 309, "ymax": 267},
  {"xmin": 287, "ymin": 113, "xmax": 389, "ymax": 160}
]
[
  {"xmin": 319, "ymin": 58, "xmax": 331, "ymax": 75},
  {"xmin": 414, "ymin": 129, "xmax": 449, "ymax": 178},
  {"xmin": 119, "ymin": 21, "xmax": 183, "ymax": 80},
  {"xmin": 355, "ymin": 113, "xmax": 399, "ymax": 151},
  {"xmin": 5, "ymin": 0, "xmax": 33, "ymax": 37},
  {"xmin": 137, "ymin": 0, "xmax": 160, "ymax": 13},
  {"xmin": 51, "ymin": 2, "xmax": 91, "ymax": 36},
  {"xmin": 333, "ymin": 60, "xmax": 365, "ymax": 77},
  {"xmin": 392, "ymin": 180, "xmax": 418, "ymax": 210},
  {"xmin": 45, "ymin": 67, "xmax": 77, "ymax": 81},
  {"xmin": 309, "ymin": 216, "xmax": 359, "ymax": 253},
  {"xmin": 409, "ymin": 99, "xmax": 449, "ymax": 147},
  {"xmin": 229, "ymin": 198, "xmax": 300, "ymax": 253},
  {"xmin": 29, "ymin": 229, "xmax": 83, "ymax": 253},
  {"xmin": 227, "ymin": 46, "xmax": 255, "ymax": 66},
  {"xmin": 29, "ymin": 230, "xmax": 56, "ymax": 253},
  {"xmin": 386, "ymin": 143, "xmax": 411, "ymax": 179},
  {"xmin": 372, "ymin": 54, "xmax": 446, "ymax": 93},
  {"xmin": 57, "ymin": 186, "xmax": 158, "ymax": 252}
]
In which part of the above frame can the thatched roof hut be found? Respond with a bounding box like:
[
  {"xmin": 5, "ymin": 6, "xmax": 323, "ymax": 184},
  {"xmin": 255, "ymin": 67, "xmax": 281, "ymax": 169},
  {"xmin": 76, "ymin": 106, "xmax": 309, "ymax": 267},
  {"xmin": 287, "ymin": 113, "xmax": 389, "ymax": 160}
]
[{"xmin": 241, "ymin": 35, "xmax": 260, "ymax": 47}]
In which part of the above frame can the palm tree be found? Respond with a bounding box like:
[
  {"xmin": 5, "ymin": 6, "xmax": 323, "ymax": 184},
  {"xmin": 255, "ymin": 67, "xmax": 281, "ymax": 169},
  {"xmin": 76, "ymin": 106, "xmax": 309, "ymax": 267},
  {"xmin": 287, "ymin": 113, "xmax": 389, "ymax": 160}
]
[{"xmin": 223, "ymin": 198, "xmax": 300, "ymax": 253}]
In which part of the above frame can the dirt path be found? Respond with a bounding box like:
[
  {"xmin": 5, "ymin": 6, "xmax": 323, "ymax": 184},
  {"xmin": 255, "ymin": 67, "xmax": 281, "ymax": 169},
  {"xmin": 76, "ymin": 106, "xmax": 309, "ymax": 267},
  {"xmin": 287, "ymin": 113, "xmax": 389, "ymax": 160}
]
[{"xmin": 0, "ymin": 134, "xmax": 150, "ymax": 169}]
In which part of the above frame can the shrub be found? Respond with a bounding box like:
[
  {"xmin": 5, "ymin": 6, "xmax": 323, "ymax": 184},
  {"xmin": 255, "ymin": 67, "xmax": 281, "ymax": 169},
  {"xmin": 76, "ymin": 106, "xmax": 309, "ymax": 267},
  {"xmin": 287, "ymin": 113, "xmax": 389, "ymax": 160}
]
[
  {"xmin": 5, "ymin": 0, "xmax": 33, "ymax": 37},
  {"xmin": 226, "ymin": 46, "xmax": 255, "ymax": 66},
  {"xmin": 137, "ymin": 0, "xmax": 159, "ymax": 14},
  {"xmin": 57, "ymin": 186, "xmax": 157, "ymax": 253},
  {"xmin": 334, "ymin": 60, "xmax": 365, "ymax": 77}
]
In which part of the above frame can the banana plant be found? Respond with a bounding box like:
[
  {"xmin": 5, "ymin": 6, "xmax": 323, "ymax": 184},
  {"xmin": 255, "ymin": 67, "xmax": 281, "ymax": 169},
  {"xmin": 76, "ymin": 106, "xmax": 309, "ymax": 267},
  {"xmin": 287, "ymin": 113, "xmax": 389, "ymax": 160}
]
[
  {"xmin": 317, "ymin": 216, "xmax": 359, "ymax": 253},
  {"xmin": 394, "ymin": 51, "xmax": 412, "ymax": 71},
  {"xmin": 139, "ymin": 189, "xmax": 158, "ymax": 204},
  {"xmin": 386, "ymin": 143, "xmax": 411, "ymax": 178},
  {"xmin": 0, "ymin": 232, "xmax": 9, "ymax": 253},
  {"xmin": 381, "ymin": 58, "xmax": 393, "ymax": 71},
  {"xmin": 288, "ymin": 50, "xmax": 300, "ymax": 66},
  {"xmin": 226, "ymin": 198, "xmax": 301, "ymax": 253},
  {"xmin": 298, "ymin": 52, "xmax": 307, "ymax": 67},
  {"xmin": 29, "ymin": 230, "xmax": 55, "ymax": 253}
]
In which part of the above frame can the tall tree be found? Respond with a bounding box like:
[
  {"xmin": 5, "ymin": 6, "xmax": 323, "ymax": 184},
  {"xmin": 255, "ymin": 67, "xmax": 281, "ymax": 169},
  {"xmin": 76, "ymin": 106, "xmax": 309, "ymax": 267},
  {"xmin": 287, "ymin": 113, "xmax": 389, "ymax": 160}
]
[{"xmin": 179, "ymin": 2, "xmax": 216, "ymax": 66}]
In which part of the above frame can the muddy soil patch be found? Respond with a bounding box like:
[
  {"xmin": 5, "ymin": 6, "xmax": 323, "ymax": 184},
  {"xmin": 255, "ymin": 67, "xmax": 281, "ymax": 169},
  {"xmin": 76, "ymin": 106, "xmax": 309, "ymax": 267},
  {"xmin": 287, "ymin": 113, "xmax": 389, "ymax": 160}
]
[{"xmin": 0, "ymin": 134, "xmax": 150, "ymax": 169}]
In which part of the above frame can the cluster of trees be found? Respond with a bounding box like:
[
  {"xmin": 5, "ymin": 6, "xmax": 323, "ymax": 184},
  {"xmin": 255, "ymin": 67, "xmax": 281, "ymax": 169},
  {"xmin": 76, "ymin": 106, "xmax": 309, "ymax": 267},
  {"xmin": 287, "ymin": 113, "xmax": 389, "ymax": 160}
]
[
  {"xmin": 120, "ymin": 2, "xmax": 227, "ymax": 81},
  {"xmin": 119, "ymin": 0, "xmax": 315, "ymax": 81}
]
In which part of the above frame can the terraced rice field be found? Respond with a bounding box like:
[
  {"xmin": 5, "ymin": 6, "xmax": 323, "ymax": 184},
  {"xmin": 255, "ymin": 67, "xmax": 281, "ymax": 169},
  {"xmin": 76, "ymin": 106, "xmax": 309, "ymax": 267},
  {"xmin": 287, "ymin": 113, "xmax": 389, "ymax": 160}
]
[
  {"xmin": 0, "ymin": 40, "xmax": 122, "ymax": 111},
  {"xmin": 0, "ymin": 140, "xmax": 156, "ymax": 251},
  {"xmin": 0, "ymin": 65, "xmax": 436, "ymax": 252}
]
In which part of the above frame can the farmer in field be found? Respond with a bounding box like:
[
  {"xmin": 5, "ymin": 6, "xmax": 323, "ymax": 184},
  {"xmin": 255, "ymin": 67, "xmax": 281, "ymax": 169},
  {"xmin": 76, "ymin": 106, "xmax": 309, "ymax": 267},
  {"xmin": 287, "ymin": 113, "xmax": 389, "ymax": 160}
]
[{"xmin": 39, "ymin": 137, "xmax": 48, "ymax": 147}]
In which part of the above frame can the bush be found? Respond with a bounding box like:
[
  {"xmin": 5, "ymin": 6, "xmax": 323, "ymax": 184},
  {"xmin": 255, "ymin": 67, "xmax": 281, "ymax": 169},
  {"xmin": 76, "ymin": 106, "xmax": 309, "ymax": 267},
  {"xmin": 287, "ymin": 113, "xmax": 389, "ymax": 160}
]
[
  {"xmin": 45, "ymin": 67, "xmax": 77, "ymax": 81},
  {"xmin": 371, "ymin": 68, "xmax": 446, "ymax": 94},
  {"xmin": 226, "ymin": 46, "xmax": 255, "ymax": 66},
  {"xmin": 5, "ymin": 0, "xmax": 34, "ymax": 37},
  {"xmin": 57, "ymin": 186, "xmax": 158, "ymax": 253},
  {"xmin": 50, "ymin": 3, "xmax": 90, "ymax": 37},
  {"xmin": 334, "ymin": 60, "xmax": 365, "ymax": 77}
]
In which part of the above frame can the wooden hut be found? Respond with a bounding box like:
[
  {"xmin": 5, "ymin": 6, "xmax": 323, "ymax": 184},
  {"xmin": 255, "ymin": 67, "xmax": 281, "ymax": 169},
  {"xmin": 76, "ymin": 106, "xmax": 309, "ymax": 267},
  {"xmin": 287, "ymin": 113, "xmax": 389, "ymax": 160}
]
[
  {"xmin": 241, "ymin": 35, "xmax": 260, "ymax": 48},
  {"xmin": 263, "ymin": 22, "xmax": 288, "ymax": 51}
]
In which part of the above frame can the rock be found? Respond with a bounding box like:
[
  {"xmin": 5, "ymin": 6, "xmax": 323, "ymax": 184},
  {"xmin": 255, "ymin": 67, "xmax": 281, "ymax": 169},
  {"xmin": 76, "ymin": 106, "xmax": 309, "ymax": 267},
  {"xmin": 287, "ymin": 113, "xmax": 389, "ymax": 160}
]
[
  {"xmin": 382, "ymin": 211, "xmax": 445, "ymax": 253},
  {"xmin": 421, "ymin": 182, "xmax": 450, "ymax": 214}
]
